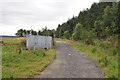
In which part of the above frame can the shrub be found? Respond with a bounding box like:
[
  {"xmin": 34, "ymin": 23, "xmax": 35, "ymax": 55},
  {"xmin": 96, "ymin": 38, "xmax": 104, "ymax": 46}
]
[
  {"xmin": 79, "ymin": 31, "xmax": 86, "ymax": 40},
  {"xmin": 21, "ymin": 39, "xmax": 26, "ymax": 47},
  {"xmin": 63, "ymin": 31, "xmax": 70, "ymax": 39},
  {"xmin": 111, "ymin": 48, "xmax": 118, "ymax": 56},
  {"xmin": 72, "ymin": 23, "xmax": 83, "ymax": 41},
  {"xmin": 85, "ymin": 39, "xmax": 93, "ymax": 45},
  {"xmin": 92, "ymin": 48, "xmax": 97, "ymax": 53},
  {"xmin": 99, "ymin": 42, "xmax": 106, "ymax": 48},
  {"xmin": 72, "ymin": 33, "xmax": 78, "ymax": 41}
]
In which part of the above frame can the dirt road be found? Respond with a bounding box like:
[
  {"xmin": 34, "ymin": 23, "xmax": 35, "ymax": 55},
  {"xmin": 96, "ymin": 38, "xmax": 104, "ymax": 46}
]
[{"xmin": 36, "ymin": 41, "xmax": 104, "ymax": 78}]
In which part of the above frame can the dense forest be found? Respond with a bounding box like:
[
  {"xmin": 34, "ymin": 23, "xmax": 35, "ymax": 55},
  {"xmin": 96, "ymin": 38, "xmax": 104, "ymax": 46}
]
[{"xmin": 55, "ymin": 2, "xmax": 119, "ymax": 43}]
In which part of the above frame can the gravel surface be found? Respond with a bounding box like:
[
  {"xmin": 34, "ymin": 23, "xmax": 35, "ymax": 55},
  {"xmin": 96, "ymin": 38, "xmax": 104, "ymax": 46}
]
[{"xmin": 36, "ymin": 41, "xmax": 104, "ymax": 78}]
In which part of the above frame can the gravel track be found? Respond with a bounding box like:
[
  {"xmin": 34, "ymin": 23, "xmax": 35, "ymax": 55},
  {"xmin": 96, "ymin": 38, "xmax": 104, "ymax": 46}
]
[{"xmin": 36, "ymin": 41, "xmax": 104, "ymax": 78}]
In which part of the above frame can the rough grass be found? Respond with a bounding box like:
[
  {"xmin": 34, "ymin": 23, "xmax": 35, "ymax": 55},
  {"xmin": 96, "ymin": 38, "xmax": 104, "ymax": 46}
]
[
  {"xmin": 2, "ymin": 37, "xmax": 55, "ymax": 78},
  {"xmin": 0, "ymin": 37, "xmax": 2, "ymax": 80},
  {"xmin": 59, "ymin": 38, "xmax": 118, "ymax": 78}
]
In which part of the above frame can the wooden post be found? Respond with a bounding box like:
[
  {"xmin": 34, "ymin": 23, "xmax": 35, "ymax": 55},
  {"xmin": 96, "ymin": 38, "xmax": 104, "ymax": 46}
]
[
  {"xmin": 34, "ymin": 42, "xmax": 36, "ymax": 51},
  {"xmin": 52, "ymin": 36, "xmax": 54, "ymax": 46}
]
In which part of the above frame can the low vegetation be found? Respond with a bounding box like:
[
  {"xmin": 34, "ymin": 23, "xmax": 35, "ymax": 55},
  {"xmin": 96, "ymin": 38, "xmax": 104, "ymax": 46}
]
[
  {"xmin": 59, "ymin": 38, "xmax": 118, "ymax": 78},
  {"xmin": 0, "ymin": 39, "xmax": 2, "ymax": 80},
  {"xmin": 2, "ymin": 37, "xmax": 55, "ymax": 78}
]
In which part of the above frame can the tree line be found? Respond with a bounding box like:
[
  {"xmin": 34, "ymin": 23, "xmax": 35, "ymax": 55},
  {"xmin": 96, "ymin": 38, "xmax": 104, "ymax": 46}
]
[
  {"xmin": 55, "ymin": 2, "xmax": 119, "ymax": 43},
  {"xmin": 15, "ymin": 27, "xmax": 55, "ymax": 37}
]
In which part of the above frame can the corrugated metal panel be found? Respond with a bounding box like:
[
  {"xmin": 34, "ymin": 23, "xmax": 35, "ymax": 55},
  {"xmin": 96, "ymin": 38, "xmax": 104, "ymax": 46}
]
[{"xmin": 26, "ymin": 35, "xmax": 52, "ymax": 49}]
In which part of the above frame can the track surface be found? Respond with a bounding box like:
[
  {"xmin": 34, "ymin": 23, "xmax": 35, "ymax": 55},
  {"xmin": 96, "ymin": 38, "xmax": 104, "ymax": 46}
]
[{"xmin": 36, "ymin": 41, "xmax": 104, "ymax": 78}]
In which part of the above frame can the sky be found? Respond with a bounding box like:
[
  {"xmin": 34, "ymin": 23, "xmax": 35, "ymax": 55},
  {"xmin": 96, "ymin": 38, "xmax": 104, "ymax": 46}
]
[{"xmin": 0, "ymin": 0, "xmax": 99, "ymax": 36}]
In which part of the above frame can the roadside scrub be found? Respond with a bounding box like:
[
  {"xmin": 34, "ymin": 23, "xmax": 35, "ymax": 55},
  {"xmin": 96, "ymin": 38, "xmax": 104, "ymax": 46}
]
[
  {"xmin": 58, "ymin": 38, "xmax": 118, "ymax": 78},
  {"xmin": 2, "ymin": 37, "xmax": 56, "ymax": 78}
]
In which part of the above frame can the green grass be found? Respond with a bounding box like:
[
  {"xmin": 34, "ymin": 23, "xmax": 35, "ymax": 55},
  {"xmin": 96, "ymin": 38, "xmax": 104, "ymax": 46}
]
[
  {"xmin": 0, "ymin": 45, "xmax": 2, "ymax": 80},
  {"xmin": 59, "ymin": 38, "xmax": 118, "ymax": 78},
  {"xmin": 2, "ymin": 37, "xmax": 55, "ymax": 78}
]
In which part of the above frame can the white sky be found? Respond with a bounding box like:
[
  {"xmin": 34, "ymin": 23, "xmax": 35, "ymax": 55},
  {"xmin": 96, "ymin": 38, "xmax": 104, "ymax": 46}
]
[{"xmin": 0, "ymin": 0, "xmax": 99, "ymax": 36}]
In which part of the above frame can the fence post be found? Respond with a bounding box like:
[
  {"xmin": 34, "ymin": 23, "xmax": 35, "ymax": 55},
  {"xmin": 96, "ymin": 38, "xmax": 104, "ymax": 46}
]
[
  {"xmin": 34, "ymin": 42, "xmax": 36, "ymax": 51},
  {"xmin": 52, "ymin": 36, "xmax": 54, "ymax": 46}
]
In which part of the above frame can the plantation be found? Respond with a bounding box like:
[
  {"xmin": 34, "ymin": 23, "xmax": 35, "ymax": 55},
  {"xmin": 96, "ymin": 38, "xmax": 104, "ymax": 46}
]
[
  {"xmin": 2, "ymin": 37, "xmax": 55, "ymax": 78},
  {"xmin": 59, "ymin": 38, "xmax": 118, "ymax": 78}
]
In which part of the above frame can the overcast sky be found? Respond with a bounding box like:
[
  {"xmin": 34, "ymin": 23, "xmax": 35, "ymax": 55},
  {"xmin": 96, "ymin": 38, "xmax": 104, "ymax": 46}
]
[{"xmin": 0, "ymin": 0, "xmax": 99, "ymax": 36}]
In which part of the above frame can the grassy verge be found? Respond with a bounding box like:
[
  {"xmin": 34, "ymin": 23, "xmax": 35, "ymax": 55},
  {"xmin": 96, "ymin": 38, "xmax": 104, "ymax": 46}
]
[
  {"xmin": 58, "ymin": 38, "xmax": 118, "ymax": 78},
  {"xmin": 0, "ymin": 37, "xmax": 2, "ymax": 80},
  {"xmin": 2, "ymin": 37, "xmax": 55, "ymax": 78}
]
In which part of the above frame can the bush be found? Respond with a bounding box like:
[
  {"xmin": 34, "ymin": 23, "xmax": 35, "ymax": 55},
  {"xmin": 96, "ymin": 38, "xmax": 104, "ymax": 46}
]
[
  {"xmin": 63, "ymin": 31, "xmax": 70, "ymax": 39},
  {"xmin": 21, "ymin": 39, "xmax": 26, "ymax": 47},
  {"xmin": 92, "ymin": 48, "xmax": 97, "ymax": 53},
  {"xmin": 72, "ymin": 23, "xmax": 83, "ymax": 41},
  {"xmin": 72, "ymin": 33, "xmax": 78, "ymax": 41},
  {"xmin": 79, "ymin": 31, "xmax": 86, "ymax": 40},
  {"xmin": 111, "ymin": 48, "xmax": 118, "ymax": 56},
  {"xmin": 85, "ymin": 39, "xmax": 93, "ymax": 45}
]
